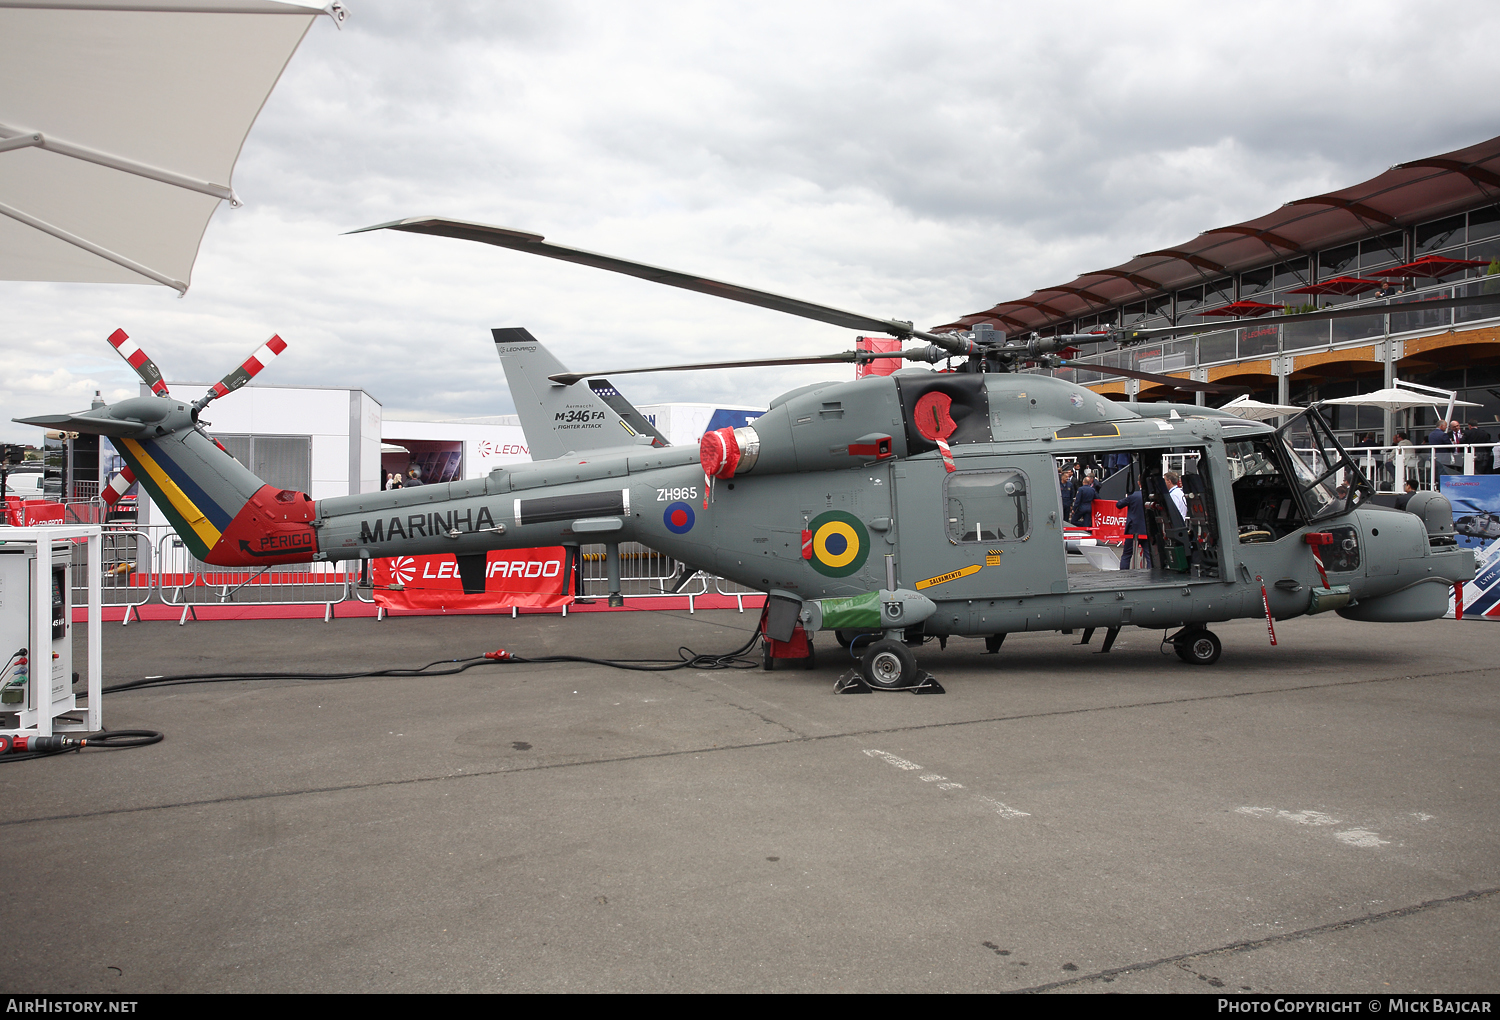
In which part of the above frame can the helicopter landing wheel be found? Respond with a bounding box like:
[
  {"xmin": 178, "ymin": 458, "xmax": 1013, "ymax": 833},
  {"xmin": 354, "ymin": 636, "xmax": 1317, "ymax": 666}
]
[
  {"xmin": 860, "ymin": 639, "xmax": 917, "ymax": 689},
  {"xmin": 1174, "ymin": 629, "xmax": 1221, "ymax": 666},
  {"xmin": 762, "ymin": 639, "xmax": 775, "ymax": 672}
]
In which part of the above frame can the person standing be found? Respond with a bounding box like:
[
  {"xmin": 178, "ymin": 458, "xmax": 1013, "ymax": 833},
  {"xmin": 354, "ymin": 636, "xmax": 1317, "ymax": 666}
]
[
  {"xmin": 1427, "ymin": 420, "xmax": 1455, "ymax": 476},
  {"xmin": 1115, "ymin": 487, "xmax": 1150, "ymax": 570},
  {"xmin": 1466, "ymin": 421, "xmax": 1492, "ymax": 473},
  {"xmin": 1071, "ymin": 472, "xmax": 1097, "ymax": 528},
  {"xmin": 1164, "ymin": 471, "xmax": 1189, "ymax": 524},
  {"xmin": 406, "ymin": 466, "xmax": 424, "ymax": 487}
]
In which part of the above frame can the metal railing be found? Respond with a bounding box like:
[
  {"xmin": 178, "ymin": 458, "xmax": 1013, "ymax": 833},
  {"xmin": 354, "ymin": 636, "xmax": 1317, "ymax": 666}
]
[
  {"xmin": 1344, "ymin": 443, "xmax": 1488, "ymax": 492},
  {"xmin": 66, "ymin": 527, "xmax": 156, "ymax": 622},
  {"xmin": 577, "ymin": 542, "xmax": 707, "ymax": 599},
  {"xmin": 1042, "ymin": 277, "xmax": 1500, "ymax": 388},
  {"xmin": 19, "ymin": 518, "xmax": 769, "ymax": 625},
  {"xmin": 154, "ymin": 529, "xmax": 351, "ymax": 622}
]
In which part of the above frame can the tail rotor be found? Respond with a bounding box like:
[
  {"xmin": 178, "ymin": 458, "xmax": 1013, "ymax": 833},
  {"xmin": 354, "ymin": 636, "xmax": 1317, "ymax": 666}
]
[{"xmin": 92, "ymin": 327, "xmax": 289, "ymax": 521}]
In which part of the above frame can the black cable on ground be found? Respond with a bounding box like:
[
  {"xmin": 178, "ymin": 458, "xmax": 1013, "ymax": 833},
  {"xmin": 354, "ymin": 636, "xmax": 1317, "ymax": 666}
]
[
  {"xmin": 0, "ymin": 728, "xmax": 163, "ymax": 763},
  {"xmin": 496, "ymin": 627, "xmax": 763, "ymax": 672},
  {"xmin": 101, "ymin": 655, "xmax": 507, "ymax": 694},
  {"xmin": 0, "ymin": 630, "xmax": 767, "ymax": 761},
  {"xmin": 101, "ymin": 628, "xmax": 765, "ymax": 695}
]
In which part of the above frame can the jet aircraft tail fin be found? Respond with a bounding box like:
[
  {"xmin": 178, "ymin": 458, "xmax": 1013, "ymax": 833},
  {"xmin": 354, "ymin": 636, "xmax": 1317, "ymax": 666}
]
[{"xmin": 492, "ymin": 328, "xmax": 667, "ymax": 460}]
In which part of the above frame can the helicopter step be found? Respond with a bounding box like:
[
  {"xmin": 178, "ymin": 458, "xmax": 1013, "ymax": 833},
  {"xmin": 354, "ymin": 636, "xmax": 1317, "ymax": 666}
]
[{"xmin": 1076, "ymin": 626, "xmax": 1122, "ymax": 652}]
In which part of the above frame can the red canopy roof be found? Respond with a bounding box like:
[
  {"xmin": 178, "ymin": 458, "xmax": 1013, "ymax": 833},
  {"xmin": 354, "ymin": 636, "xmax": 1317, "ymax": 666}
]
[
  {"xmin": 936, "ymin": 133, "xmax": 1500, "ymax": 334},
  {"xmin": 1364, "ymin": 255, "xmax": 1491, "ymax": 279},
  {"xmin": 1284, "ymin": 276, "xmax": 1384, "ymax": 296},
  {"xmin": 1194, "ymin": 300, "xmax": 1284, "ymax": 317}
]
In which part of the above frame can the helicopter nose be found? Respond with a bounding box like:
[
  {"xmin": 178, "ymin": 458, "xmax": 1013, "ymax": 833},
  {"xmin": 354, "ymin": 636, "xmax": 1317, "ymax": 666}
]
[{"xmin": 1339, "ymin": 495, "xmax": 1475, "ymax": 623}]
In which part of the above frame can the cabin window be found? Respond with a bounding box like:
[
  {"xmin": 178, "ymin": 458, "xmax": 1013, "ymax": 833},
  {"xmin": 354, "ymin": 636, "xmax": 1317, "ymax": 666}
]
[{"xmin": 945, "ymin": 469, "xmax": 1029, "ymax": 543}]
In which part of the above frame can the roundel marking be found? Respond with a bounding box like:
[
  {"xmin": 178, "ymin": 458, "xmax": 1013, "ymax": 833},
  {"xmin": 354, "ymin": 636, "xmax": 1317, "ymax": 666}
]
[
  {"xmin": 664, "ymin": 501, "xmax": 695, "ymax": 534},
  {"xmin": 806, "ymin": 510, "xmax": 869, "ymax": 577}
]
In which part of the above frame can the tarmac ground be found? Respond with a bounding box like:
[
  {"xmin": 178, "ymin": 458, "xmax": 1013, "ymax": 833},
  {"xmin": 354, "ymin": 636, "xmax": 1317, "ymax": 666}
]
[{"xmin": 2, "ymin": 606, "xmax": 1497, "ymax": 993}]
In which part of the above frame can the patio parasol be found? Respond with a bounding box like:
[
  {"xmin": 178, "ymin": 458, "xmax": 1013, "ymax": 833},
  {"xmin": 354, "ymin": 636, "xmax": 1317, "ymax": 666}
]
[
  {"xmin": 0, "ymin": 0, "xmax": 345, "ymax": 294},
  {"xmin": 1365, "ymin": 256, "xmax": 1490, "ymax": 280},
  {"xmin": 1217, "ymin": 395, "xmax": 1304, "ymax": 421}
]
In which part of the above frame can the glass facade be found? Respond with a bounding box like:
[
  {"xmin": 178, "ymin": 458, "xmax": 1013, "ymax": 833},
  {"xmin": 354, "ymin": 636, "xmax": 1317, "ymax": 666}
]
[{"xmin": 1017, "ymin": 198, "xmax": 1500, "ymax": 402}]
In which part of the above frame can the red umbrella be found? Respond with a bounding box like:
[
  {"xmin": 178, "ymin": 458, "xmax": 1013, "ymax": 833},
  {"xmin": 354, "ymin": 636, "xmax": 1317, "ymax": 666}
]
[
  {"xmin": 1365, "ymin": 255, "xmax": 1489, "ymax": 279},
  {"xmin": 1284, "ymin": 276, "xmax": 1384, "ymax": 296},
  {"xmin": 1193, "ymin": 300, "xmax": 1284, "ymax": 317}
]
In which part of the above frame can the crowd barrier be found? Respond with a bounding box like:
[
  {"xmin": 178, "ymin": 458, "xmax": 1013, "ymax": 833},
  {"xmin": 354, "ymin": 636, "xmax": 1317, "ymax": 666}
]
[{"xmin": 48, "ymin": 526, "xmax": 760, "ymax": 623}]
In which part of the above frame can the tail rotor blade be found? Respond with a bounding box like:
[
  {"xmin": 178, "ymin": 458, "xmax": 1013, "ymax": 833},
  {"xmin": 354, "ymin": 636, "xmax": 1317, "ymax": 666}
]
[
  {"xmin": 106, "ymin": 328, "xmax": 169, "ymax": 397},
  {"xmin": 196, "ymin": 335, "xmax": 287, "ymax": 411},
  {"xmin": 102, "ymin": 467, "xmax": 136, "ymax": 509}
]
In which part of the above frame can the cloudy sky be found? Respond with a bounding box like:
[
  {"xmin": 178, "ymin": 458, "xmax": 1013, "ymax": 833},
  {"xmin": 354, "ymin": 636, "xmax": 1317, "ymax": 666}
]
[{"xmin": 5, "ymin": 0, "xmax": 1500, "ymax": 443}]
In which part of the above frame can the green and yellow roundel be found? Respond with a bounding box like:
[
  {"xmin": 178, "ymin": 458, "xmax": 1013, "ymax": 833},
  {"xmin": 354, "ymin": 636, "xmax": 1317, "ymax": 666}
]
[{"xmin": 807, "ymin": 510, "xmax": 870, "ymax": 578}]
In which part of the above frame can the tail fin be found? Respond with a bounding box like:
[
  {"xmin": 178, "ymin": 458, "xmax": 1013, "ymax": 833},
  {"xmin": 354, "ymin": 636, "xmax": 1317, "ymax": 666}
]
[
  {"xmin": 493, "ymin": 327, "xmax": 666, "ymax": 460},
  {"xmin": 14, "ymin": 398, "xmax": 317, "ymax": 566}
]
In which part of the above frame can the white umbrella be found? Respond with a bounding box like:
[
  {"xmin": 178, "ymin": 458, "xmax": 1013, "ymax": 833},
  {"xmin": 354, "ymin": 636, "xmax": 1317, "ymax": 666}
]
[
  {"xmin": 0, "ymin": 0, "xmax": 345, "ymax": 294},
  {"xmin": 1321, "ymin": 388, "xmax": 1481, "ymax": 413},
  {"xmin": 1217, "ymin": 394, "xmax": 1303, "ymax": 421}
]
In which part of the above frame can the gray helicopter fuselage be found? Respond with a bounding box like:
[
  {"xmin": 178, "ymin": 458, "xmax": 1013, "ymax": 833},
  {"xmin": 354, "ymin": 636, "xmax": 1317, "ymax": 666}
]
[{"xmin": 314, "ymin": 369, "xmax": 1474, "ymax": 634}]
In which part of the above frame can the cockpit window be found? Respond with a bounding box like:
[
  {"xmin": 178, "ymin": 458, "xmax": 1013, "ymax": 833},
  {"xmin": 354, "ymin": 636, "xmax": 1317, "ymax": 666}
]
[
  {"xmin": 1278, "ymin": 433, "xmax": 1340, "ymax": 516},
  {"xmin": 1277, "ymin": 408, "xmax": 1371, "ymax": 520}
]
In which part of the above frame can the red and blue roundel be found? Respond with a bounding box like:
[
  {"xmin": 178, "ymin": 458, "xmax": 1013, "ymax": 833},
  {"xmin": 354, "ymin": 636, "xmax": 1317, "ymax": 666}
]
[{"xmin": 663, "ymin": 501, "xmax": 695, "ymax": 534}]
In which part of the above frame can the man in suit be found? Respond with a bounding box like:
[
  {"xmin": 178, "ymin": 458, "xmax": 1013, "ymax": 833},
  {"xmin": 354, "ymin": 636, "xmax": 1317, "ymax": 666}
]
[
  {"xmin": 1116, "ymin": 486, "xmax": 1150, "ymax": 570},
  {"xmin": 1071, "ymin": 472, "xmax": 1097, "ymax": 528}
]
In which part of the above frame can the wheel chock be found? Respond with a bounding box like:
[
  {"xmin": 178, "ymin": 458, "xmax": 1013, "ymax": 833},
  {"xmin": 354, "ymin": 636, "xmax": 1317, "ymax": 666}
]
[
  {"xmin": 834, "ymin": 670, "xmax": 872, "ymax": 694},
  {"xmin": 833, "ymin": 669, "xmax": 944, "ymax": 695}
]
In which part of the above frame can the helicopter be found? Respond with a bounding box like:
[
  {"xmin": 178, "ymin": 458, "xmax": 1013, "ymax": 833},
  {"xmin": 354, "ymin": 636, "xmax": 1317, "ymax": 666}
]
[{"xmin": 16, "ymin": 216, "xmax": 1488, "ymax": 690}]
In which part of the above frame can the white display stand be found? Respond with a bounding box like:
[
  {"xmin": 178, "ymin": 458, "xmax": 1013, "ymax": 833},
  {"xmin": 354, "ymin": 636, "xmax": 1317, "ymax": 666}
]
[{"xmin": 0, "ymin": 526, "xmax": 102, "ymax": 738}]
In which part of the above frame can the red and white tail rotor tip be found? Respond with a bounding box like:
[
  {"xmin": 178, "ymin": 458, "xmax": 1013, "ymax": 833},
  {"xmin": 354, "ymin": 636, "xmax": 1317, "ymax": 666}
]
[
  {"xmin": 101, "ymin": 467, "xmax": 136, "ymax": 508},
  {"xmin": 106, "ymin": 328, "xmax": 170, "ymax": 397}
]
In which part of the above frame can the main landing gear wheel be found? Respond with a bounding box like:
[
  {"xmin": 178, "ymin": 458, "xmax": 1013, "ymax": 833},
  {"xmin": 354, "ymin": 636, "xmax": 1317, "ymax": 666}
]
[
  {"xmin": 860, "ymin": 639, "xmax": 917, "ymax": 689},
  {"xmin": 1174, "ymin": 629, "xmax": 1221, "ymax": 666}
]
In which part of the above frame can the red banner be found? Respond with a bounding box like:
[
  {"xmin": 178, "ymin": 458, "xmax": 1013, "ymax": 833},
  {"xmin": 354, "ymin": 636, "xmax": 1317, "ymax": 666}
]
[
  {"xmin": 3, "ymin": 497, "xmax": 65, "ymax": 527},
  {"xmin": 371, "ymin": 547, "xmax": 573, "ymax": 613},
  {"xmin": 1090, "ymin": 500, "xmax": 1127, "ymax": 543}
]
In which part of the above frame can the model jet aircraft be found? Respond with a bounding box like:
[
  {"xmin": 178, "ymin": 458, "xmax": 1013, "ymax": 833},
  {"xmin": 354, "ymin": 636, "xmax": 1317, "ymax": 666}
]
[{"xmin": 17, "ymin": 219, "xmax": 1487, "ymax": 689}]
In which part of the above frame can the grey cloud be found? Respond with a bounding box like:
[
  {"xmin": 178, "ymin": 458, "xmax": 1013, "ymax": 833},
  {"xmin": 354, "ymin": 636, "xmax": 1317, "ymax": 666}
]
[{"xmin": 5, "ymin": 0, "xmax": 1500, "ymax": 442}]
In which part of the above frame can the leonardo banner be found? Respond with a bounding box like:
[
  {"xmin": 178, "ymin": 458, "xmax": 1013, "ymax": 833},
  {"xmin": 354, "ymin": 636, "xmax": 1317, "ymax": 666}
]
[{"xmin": 372, "ymin": 547, "xmax": 572, "ymax": 614}]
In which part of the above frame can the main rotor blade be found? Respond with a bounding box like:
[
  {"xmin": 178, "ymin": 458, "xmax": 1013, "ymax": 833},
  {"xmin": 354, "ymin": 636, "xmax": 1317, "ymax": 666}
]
[
  {"xmin": 352, "ymin": 216, "xmax": 967, "ymax": 352},
  {"xmin": 1056, "ymin": 359, "xmax": 1247, "ymax": 394},
  {"xmin": 1119, "ymin": 291, "xmax": 1500, "ymax": 343},
  {"xmin": 548, "ymin": 352, "xmax": 859, "ymax": 386}
]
